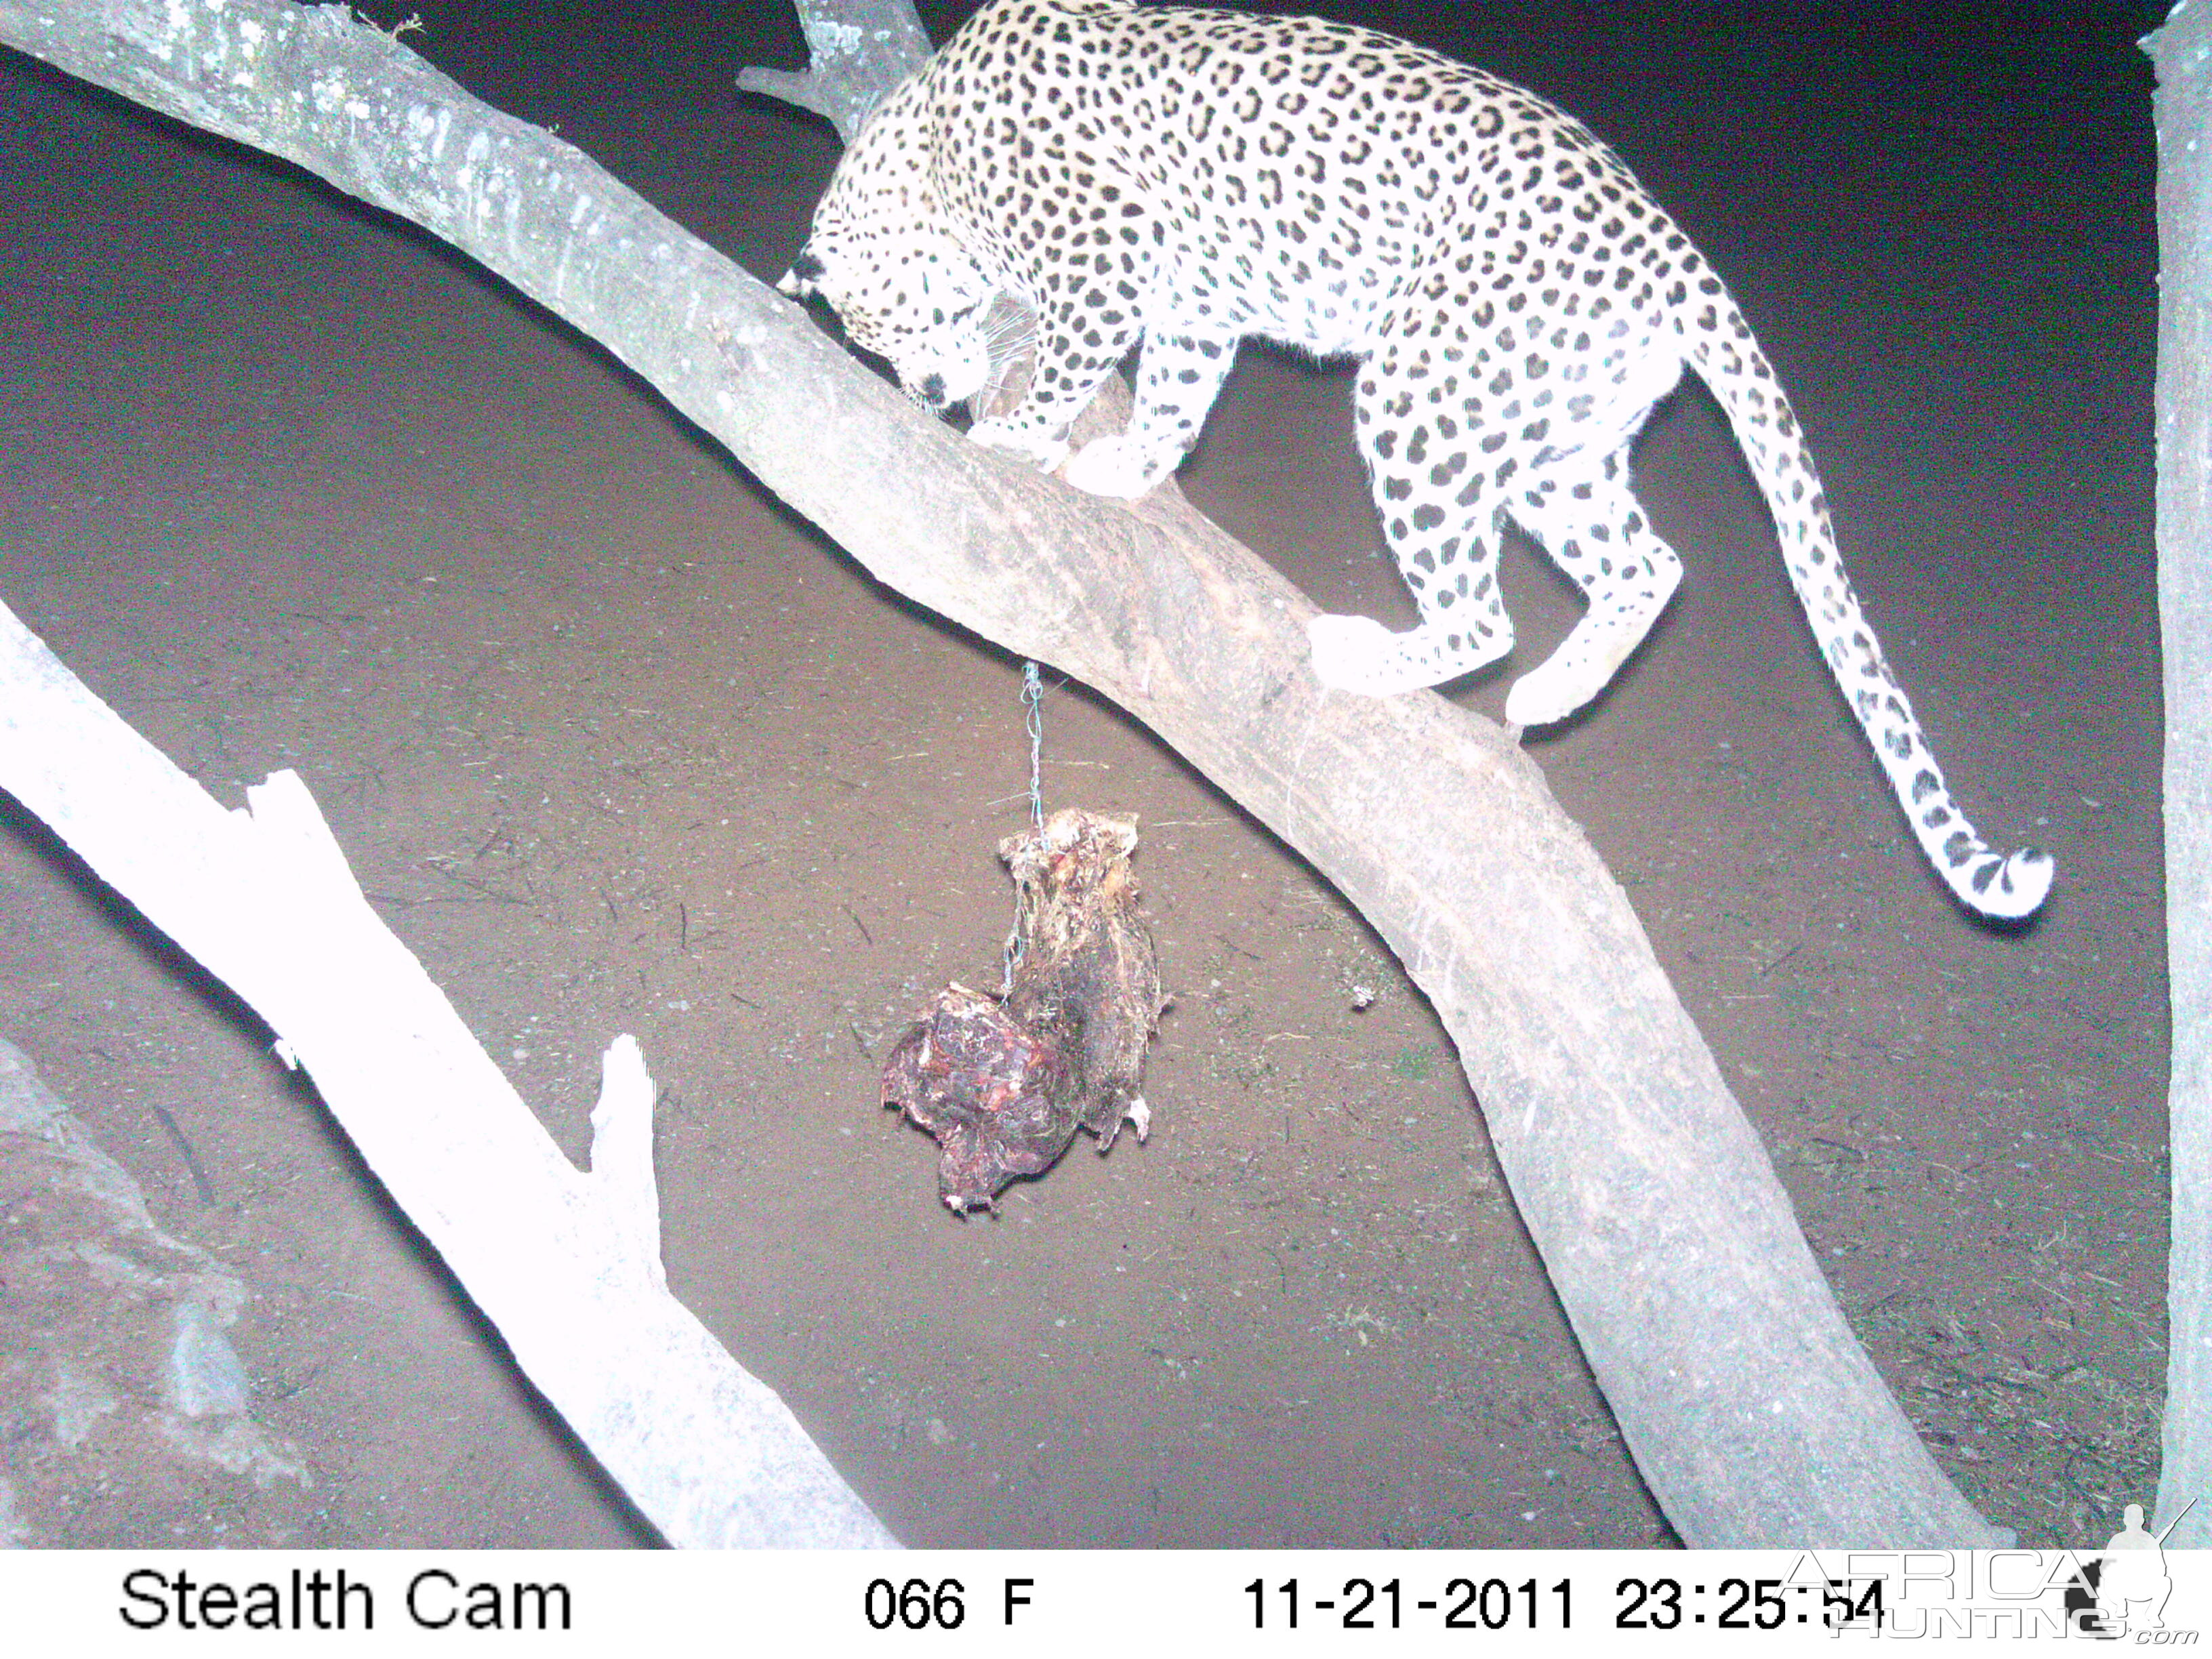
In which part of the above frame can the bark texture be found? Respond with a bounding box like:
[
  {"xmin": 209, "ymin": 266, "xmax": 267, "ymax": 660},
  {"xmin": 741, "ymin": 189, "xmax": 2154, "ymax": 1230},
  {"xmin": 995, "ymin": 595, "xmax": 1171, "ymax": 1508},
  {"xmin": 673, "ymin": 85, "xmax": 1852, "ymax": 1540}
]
[
  {"xmin": 2147, "ymin": 0, "xmax": 2211, "ymax": 1549},
  {"xmin": 0, "ymin": 0, "xmax": 2007, "ymax": 1543}
]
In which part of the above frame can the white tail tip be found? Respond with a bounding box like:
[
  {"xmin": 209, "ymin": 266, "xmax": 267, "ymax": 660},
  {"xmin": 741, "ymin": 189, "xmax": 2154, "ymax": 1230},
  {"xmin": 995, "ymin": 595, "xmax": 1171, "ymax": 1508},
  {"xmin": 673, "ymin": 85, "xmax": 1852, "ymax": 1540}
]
[{"xmin": 1960, "ymin": 846, "xmax": 2053, "ymax": 922}]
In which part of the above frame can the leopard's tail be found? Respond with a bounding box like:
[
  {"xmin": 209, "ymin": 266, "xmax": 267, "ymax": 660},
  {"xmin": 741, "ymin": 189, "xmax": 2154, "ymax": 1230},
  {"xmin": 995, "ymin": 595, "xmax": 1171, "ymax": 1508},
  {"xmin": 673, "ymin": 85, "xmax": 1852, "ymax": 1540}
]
[{"xmin": 1679, "ymin": 283, "xmax": 2052, "ymax": 922}]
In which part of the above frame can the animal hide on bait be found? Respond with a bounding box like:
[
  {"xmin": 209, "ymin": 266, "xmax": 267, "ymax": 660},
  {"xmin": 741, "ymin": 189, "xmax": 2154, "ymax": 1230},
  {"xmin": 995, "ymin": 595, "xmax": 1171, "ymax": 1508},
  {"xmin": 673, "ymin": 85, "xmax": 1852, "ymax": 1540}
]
[{"xmin": 880, "ymin": 809, "xmax": 1164, "ymax": 1214}]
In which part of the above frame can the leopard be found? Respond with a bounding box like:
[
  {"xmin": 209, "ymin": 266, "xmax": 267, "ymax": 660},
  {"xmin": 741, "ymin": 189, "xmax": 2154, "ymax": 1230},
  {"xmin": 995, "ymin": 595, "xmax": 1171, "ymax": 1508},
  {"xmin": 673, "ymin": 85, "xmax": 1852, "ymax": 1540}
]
[{"xmin": 779, "ymin": 0, "xmax": 2053, "ymax": 921}]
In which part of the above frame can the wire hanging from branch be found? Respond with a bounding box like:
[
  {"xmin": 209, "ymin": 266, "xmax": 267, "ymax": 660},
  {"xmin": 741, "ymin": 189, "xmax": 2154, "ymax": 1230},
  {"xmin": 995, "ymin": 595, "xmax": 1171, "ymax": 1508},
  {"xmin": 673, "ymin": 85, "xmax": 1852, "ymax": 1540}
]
[{"xmin": 1021, "ymin": 659, "xmax": 1046, "ymax": 831}]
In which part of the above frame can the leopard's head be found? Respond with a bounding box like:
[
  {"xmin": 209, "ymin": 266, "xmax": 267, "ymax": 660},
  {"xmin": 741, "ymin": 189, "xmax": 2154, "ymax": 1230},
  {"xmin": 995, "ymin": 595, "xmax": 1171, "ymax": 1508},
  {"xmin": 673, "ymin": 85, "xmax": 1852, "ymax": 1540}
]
[{"xmin": 779, "ymin": 87, "xmax": 997, "ymax": 413}]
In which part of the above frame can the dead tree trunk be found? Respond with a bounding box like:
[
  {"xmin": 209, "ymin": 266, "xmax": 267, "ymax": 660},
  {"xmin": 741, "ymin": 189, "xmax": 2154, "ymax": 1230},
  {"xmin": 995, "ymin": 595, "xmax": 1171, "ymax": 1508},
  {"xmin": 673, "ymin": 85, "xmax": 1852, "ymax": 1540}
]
[
  {"xmin": 0, "ymin": 0, "xmax": 2005, "ymax": 1544},
  {"xmin": 0, "ymin": 602, "xmax": 896, "ymax": 1547},
  {"xmin": 2146, "ymin": 1, "xmax": 2211, "ymax": 1549}
]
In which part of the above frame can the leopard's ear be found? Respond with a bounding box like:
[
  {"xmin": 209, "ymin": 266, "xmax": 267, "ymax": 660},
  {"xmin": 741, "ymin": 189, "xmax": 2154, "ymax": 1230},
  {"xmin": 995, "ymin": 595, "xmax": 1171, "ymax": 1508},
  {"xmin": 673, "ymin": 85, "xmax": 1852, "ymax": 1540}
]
[{"xmin": 777, "ymin": 249, "xmax": 825, "ymax": 298}]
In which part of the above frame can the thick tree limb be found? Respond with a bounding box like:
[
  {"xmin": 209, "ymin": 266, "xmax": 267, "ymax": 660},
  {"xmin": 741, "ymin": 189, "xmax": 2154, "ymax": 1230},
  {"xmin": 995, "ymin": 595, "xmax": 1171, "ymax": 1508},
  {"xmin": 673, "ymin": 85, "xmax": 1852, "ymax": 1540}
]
[
  {"xmin": 0, "ymin": 0, "xmax": 2004, "ymax": 1543},
  {"xmin": 0, "ymin": 598, "xmax": 896, "ymax": 1547},
  {"xmin": 2146, "ymin": 1, "xmax": 2211, "ymax": 1549}
]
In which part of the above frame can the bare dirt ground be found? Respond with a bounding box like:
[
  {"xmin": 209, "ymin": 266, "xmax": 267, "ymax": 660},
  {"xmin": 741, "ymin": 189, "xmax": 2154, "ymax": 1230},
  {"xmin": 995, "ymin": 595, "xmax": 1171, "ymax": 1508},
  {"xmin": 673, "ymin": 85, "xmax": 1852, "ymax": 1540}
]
[{"xmin": 0, "ymin": 1, "xmax": 2166, "ymax": 1549}]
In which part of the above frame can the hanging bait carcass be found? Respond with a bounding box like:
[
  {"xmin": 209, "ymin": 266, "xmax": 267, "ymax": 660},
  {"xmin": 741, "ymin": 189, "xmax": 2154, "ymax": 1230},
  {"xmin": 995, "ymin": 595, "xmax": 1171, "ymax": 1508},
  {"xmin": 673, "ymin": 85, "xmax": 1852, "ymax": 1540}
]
[{"xmin": 881, "ymin": 808, "xmax": 1164, "ymax": 1214}]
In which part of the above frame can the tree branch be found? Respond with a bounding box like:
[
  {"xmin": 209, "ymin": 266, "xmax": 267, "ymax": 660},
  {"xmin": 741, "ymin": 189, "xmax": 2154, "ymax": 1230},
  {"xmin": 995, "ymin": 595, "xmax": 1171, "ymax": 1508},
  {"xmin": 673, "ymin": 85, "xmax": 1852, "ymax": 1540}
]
[
  {"xmin": 0, "ymin": 598, "xmax": 895, "ymax": 1547},
  {"xmin": 2146, "ymin": 0, "xmax": 2210, "ymax": 1549},
  {"xmin": 735, "ymin": 0, "xmax": 933, "ymax": 142},
  {"xmin": 0, "ymin": 0, "xmax": 2003, "ymax": 1544}
]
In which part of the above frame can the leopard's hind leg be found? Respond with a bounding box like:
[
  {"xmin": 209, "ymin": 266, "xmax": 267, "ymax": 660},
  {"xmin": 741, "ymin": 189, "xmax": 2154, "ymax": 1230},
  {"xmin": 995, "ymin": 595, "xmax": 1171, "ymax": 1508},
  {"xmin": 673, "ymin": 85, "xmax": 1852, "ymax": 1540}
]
[{"xmin": 1500, "ymin": 442, "xmax": 1684, "ymax": 726}]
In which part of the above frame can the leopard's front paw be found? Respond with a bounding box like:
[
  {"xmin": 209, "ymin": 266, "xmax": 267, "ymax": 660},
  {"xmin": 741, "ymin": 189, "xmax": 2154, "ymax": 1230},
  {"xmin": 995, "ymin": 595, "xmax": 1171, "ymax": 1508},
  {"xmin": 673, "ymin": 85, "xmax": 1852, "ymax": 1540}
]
[
  {"xmin": 968, "ymin": 417, "xmax": 1070, "ymax": 473},
  {"xmin": 1063, "ymin": 434, "xmax": 1176, "ymax": 499}
]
